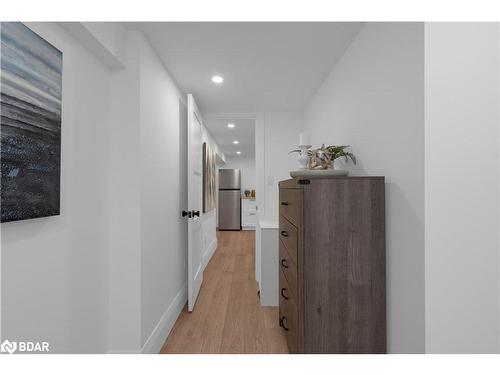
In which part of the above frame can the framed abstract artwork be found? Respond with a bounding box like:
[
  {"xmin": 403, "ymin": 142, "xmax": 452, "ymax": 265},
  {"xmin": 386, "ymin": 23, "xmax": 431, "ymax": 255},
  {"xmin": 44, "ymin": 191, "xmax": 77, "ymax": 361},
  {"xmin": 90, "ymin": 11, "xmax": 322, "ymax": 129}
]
[
  {"xmin": 1, "ymin": 22, "xmax": 62, "ymax": 222},
  {"xmin": 202, "ymin": 142, "xmax": 216, "ymax": 213}
]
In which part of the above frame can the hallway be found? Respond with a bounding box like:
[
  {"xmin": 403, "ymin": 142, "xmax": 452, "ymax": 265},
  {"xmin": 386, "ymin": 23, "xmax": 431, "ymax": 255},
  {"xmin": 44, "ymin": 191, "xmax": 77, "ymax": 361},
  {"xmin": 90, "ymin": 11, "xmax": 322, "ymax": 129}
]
[{"xmin": 160, "ymin": 230, "xmax": 288, "ymax": 354}]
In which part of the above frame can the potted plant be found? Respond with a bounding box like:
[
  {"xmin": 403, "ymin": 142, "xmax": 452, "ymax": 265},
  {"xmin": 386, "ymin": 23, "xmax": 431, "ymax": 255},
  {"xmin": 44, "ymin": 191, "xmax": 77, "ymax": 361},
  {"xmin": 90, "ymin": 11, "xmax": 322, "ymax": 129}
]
[
  {"xmin": 291, "ymin": 144, "xmax": 356, "ymax": 170},
  {"xmin": 323, "ymin": 145, "xmax": 356, "ymax": 169}
]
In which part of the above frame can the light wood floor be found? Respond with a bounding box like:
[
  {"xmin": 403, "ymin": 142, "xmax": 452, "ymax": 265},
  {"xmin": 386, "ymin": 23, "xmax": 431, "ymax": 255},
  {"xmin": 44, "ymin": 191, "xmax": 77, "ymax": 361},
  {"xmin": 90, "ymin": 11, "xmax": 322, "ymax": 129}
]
[{"xmin": 160, "ymin": 230, "xmax": 289, "ymax": 354}]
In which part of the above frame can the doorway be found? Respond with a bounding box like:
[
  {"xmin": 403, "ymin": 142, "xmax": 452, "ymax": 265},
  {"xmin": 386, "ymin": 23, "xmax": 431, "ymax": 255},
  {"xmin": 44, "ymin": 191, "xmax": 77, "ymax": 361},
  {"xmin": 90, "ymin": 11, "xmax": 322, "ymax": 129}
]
[{"xmin": 160, "ymin": 114, "xmax": 286, "ymax": 353}]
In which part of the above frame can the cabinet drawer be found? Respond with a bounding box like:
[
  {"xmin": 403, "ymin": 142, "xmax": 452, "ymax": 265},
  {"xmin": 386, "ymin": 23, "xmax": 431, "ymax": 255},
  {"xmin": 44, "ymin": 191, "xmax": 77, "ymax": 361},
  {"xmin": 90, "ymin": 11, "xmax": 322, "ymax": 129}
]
[
  {"xmin": 279, "ymin": 268, "xmax": 298, "ymax": 353},
  {"xmin": 279, "ymin": 215, "xmax": 298, "ymax": 265},
  {"xmin": 279, "ymin": 188, "xmax": 300, "ymax": 227},
  {"xmin": 242, "ymin": 211, "xmax": 257, "ymax": 225},
  {"xmin": 242, "ymin": 199, "xmax": 257, "ymax": 210},
  {"xmin": 279, "ymin": 240, "xmax": 297, "ymax": 301},
  {"xmin": 243, "ymin": 211, "xmax": 257, "ymax": 217}
]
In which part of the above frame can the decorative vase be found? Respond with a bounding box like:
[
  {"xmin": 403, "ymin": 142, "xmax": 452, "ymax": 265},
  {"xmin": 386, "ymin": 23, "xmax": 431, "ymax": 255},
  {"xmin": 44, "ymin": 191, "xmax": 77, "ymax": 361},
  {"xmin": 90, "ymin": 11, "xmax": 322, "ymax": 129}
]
[
  {"xmin": 297, "ymin": 145, "xmax": 311, "ymax": 170},
  {"xmin": 309, "ymin": 148, "xmax": 332, "ymax": 170}
]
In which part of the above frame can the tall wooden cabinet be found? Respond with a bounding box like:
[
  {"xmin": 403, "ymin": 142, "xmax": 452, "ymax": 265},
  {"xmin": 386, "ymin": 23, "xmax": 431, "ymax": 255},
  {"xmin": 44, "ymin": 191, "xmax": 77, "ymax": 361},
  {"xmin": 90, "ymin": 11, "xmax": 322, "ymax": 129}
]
[{"xmin": 278, "ymin": 177, "xmax": 386, "ymax": 354}]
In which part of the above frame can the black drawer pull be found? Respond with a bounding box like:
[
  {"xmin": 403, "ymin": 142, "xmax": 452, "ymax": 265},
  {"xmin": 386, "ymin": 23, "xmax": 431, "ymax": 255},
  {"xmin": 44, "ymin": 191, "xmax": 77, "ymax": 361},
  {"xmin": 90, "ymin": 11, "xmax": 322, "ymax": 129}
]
[
  {"xmin": 280, "ymin": 201, "xmax": 289, "ymax": 206},
  {"xmin": 280, "ymin": 316, "xmax": 289, "ymax": 331},
  {"xmin": 280, "ymin": 259, "xmax": 289, "ymax": 269},
  {"xmin": 280, "ymin": 288, "xmax": 289, "ymax": 300},
  {"xmin": 280, "ymin": 230, "xmax": 288, "ymax": 237}
]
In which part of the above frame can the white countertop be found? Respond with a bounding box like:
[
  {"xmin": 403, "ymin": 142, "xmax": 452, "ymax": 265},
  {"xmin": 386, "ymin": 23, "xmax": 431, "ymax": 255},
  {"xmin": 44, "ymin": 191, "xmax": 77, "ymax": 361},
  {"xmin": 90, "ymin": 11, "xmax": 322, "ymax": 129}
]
[{"xmin": 259, "ymin": 220, "xmax": 278, "ymax": 229}]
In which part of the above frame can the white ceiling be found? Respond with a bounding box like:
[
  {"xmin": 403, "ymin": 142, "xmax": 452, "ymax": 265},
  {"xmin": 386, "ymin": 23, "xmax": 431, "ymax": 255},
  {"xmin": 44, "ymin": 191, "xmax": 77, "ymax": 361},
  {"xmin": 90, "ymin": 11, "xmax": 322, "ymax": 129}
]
[
  {"xmin": 204, "ymin": 118, "xmax": 255, "ymax": 158},
  {"xmin": 125, "ymin": 22, "xmax": 363, "ymax": 112}
]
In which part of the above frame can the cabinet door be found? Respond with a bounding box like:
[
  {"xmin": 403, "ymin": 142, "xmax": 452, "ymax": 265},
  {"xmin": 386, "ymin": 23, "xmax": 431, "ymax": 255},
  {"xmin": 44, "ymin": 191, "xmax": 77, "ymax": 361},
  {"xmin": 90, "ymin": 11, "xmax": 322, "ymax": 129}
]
[{"xmin": 302, "ymin": 178, "xmax": 386, "ymax": 353}]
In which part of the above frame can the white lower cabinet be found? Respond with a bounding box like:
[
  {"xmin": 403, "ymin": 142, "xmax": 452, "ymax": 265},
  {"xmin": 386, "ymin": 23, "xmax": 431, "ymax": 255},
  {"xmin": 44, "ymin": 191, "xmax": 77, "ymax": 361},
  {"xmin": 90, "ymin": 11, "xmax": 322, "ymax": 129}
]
[
  {"xmin": 241, "ymin": 198, "xmax": 257, "ymax": 229},
  {"xmin": 255, "ymin": 220, "xmax": 279, "ymax": 306}
]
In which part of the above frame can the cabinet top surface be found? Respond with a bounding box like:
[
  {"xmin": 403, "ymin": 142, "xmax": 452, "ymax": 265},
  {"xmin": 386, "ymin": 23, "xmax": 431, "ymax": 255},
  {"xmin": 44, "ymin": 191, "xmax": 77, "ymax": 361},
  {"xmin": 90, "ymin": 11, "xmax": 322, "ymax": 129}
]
[{"xmin": 279, "ymin": 176, "xmax": 385, "ymax": 188}]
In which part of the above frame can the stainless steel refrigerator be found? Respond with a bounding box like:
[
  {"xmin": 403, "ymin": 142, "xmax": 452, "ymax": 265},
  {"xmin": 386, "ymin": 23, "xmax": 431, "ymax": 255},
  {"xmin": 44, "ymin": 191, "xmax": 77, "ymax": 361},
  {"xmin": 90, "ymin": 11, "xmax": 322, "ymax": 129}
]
[{"xmin": 218, "ymin": 169, "xmax": 241, "ymax": 230}]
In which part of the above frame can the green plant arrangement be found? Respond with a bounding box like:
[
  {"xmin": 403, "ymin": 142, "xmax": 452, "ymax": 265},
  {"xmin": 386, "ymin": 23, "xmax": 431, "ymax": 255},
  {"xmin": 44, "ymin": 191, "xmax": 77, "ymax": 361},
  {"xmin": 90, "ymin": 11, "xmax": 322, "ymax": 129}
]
[
  {"xmin": 323, "ymin": 145, "xmax": 356, "ymax": 167},
  {"xmin": 289, "ymin": 144, "xmax": 357, "ymax": 170}
]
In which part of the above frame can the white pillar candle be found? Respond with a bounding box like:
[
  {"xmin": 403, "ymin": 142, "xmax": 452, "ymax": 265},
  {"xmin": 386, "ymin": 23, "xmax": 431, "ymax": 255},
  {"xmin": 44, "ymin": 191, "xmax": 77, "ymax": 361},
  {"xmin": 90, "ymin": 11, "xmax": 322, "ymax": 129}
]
[{"xmin": 299, "ymin": 132, "xmax": 311, "ymax": 146}]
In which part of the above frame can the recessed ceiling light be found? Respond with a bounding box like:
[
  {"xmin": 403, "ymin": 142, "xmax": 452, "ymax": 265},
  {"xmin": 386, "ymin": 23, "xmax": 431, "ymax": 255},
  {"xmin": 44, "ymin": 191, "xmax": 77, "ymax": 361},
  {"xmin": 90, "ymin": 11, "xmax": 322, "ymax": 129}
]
[
  {"xmin": 233, "ymin": 140, "xmax": 239, "ymax": 144},
  {"xmin": 227, "ymin": 123, "xmax": 235, "ymax": 128},
  {"xmin": 236, "ymin": 151, "xmax": 241, "ymax": 155},
  {"xmin": 212, "ymin": 75, "xmax": 223, "ymax": 84}
]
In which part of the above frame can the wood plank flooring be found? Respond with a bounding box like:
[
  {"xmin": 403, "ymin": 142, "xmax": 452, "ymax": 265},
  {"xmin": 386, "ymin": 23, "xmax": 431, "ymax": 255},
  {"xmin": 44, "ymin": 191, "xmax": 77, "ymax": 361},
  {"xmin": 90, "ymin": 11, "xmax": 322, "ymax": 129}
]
[{"xmin": 160, "ymin": 230, "xmax": 288, "ymax": 354}]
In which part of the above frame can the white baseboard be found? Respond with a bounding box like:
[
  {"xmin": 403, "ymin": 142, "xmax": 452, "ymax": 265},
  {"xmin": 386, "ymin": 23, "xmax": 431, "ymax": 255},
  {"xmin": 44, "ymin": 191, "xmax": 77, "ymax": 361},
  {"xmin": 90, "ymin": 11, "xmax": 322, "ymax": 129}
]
[
  {"xmin": 140, "ymin": 283, "xmax": 187, "ymax": 354},
  {"xmin": 114, "ymin": 240, "xmax": 217, "ymax": 354},
  {"xmin": 202, "ymin": 237, "xmax": 217, "ymax": 270},
  {"xmin": 242, "ymin": 226, "xmax": 255, "ymax": 231}
]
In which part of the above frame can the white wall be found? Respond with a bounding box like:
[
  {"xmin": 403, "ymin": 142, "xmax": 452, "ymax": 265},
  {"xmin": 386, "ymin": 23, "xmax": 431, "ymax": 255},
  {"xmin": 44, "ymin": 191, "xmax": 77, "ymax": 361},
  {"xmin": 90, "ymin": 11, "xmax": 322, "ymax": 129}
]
[
  {"xmin": 202, "ymin": 125, "xmax": 226, "ymax": 165},
  {"xmin": 1, "ymin": 22, "xmax": 112, "ymax": 353},
  {"xmin": 424, "ymin": 22, "xmax": 500, "ymax": 353},
  {"xmin": 304, "ymin": 23, "xmax": 425, "ymax": 353},
  {"xmin": 138, "ymin": 33, "xmax": 188, "ymax": 350},
  {"xmin": 107, "ymin": 31, "xmax": 142, "ymax": 353},
  {"xmin": 255, "ymin": 114, "xmax": 265, "ymax": 223},
  {"xmin": 223, "ymin": 156, "xmax": 256, "ymax": 192},
  {"xmin": 260, "ymin": 112, "xmax": 303, "ymax": 222}
]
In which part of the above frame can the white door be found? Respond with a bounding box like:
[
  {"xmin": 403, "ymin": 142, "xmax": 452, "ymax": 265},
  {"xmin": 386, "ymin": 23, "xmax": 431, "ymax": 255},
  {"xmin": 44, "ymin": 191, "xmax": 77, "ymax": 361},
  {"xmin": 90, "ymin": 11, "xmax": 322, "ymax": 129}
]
[{"xmin": 186, "ymin": 94, "xmax": 204, "ymax": 311}]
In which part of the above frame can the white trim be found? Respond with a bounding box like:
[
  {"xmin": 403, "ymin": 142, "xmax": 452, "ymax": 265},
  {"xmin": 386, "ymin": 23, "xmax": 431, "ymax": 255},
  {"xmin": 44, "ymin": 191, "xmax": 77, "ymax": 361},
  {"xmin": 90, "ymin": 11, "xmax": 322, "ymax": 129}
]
[
  {"xmin": 140, "ymin": 284, "xmax": 187, "ymax": 354},
  {"xmin": 202, "ymin": 237, "xmax": 218, "ymax": 270},
  {"xmin": 203, "ymin": 112, "xmax": 260, "ymax": 120}
]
